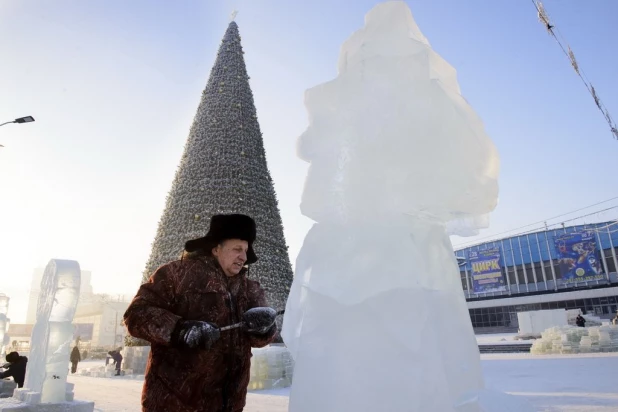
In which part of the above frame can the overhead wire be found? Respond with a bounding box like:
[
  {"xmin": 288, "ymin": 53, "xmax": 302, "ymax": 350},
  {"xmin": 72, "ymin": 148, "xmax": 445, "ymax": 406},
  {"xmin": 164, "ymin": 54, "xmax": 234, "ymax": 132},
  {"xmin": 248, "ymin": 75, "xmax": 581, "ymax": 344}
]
[
  {"xmin": 531, "ymin": 1, "xmax": 618, "ymax": 140},
  {"xmin": 453, "ymin": 196, "xmax": 618, "ymax": 248},
  {"xmin": 454, "ymin": 206, "xmax": 618, "ymax": 252}
]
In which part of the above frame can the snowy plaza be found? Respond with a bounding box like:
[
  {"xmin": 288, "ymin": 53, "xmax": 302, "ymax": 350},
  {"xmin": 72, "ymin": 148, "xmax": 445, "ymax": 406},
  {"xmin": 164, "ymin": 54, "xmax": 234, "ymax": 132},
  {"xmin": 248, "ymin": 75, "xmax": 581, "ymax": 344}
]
[{"xmin": 67, "ymin": 351, "xmax": 618, "ymax": 412}]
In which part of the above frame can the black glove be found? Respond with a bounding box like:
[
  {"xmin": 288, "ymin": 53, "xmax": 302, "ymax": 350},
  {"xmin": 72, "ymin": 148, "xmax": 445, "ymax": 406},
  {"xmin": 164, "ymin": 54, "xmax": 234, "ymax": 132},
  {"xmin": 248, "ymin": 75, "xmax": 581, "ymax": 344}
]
[
  {"xmin": 173, "ymin": 320, "xmax": 220, "ymax": 350},
  {"xmin": 242, "ymin": 307, "xmax": 277, "ymax": 335}
]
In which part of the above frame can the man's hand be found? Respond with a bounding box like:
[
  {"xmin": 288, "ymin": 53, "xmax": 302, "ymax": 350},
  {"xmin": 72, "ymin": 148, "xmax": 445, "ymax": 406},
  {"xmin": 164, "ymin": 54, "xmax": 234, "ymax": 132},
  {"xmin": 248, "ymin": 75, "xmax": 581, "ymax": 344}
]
[
  {"xmin": 242, "ymin": 307, "xmax": 277, "ymax": 335},
  {"xmin": 173, "ymin": 320, "xmax": 220, "ymax": 349}
]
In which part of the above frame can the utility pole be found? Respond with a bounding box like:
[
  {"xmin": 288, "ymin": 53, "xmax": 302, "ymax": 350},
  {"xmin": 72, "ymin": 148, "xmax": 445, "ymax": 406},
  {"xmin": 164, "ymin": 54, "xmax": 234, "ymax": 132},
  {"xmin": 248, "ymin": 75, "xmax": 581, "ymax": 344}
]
[{"xmin": 114, "ymin": 310, "xmax": 118, "ymax": 349}]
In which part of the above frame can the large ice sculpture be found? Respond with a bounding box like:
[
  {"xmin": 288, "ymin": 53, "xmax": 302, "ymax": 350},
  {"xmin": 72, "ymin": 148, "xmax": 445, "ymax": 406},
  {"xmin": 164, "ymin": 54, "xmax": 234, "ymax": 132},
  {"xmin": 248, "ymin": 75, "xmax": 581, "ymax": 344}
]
[
  {"xmin": 282, "ymin": 2, "xmax": 530, "ymax": 411},
  {"xmin": 24, "ymin": 259, "xmax": 81, "ymax": 403}
]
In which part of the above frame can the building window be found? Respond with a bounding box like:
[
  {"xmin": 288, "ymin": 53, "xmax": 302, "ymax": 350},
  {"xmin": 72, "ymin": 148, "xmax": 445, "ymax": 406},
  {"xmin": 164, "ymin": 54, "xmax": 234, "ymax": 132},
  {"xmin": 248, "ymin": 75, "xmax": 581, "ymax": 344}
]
[
  {"xmin": 468, "ymin": 296, "xmax": 618, "ymax": 330},
  {"xmin": 517, "ymin": 269, "xmax": 526, "ymax": 285},
  {"xmin": 603, "ymin": 248, "xmax": 617, "ymax": 273},
  {"xmin": 525, "ymin": 264, "xmax": 536, "ymax": 284}
]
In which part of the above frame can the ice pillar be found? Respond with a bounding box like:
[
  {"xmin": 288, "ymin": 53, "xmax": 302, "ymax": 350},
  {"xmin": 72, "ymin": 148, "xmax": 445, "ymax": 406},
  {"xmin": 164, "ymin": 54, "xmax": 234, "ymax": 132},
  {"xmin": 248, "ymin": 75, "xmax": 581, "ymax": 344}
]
[
  {"xmin": 0, "ymin": 294, "xmax": 10, "ymax": 356},
  {"xmin": 24, "ymin": 259, "xmax": 81, "ymax": 403}
]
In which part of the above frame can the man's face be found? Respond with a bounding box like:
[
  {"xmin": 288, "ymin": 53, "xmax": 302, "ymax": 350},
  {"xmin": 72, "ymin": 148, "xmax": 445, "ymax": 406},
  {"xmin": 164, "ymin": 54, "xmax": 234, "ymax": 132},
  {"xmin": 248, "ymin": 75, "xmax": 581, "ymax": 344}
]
[{"xmin": 213, "ymin": 239, "xmax": 248, "ymax": 277}]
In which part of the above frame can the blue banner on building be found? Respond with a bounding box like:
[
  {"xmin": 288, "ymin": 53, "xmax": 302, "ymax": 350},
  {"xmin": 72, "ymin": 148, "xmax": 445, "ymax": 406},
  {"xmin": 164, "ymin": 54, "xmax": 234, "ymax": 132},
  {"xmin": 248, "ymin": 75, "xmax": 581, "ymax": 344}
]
[
  {"xmin": 555, "ymin": 231, "xmax": 604, "ymax": 283},
  {"xmin": 468, "ymin": 248, "xmax": 506, "ymax": 293}
]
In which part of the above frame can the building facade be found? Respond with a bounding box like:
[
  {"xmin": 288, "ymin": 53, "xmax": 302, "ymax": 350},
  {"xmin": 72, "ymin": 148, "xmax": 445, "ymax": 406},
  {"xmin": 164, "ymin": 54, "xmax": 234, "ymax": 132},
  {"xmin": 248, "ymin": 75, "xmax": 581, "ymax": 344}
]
[
  {"xmin": 73, "ymin": 299, "xmax": 129, "ymax": 348},
  {"xmin": 5, "ymin": 324, "xmax": 33, "ymax": 352},
  {"xmin": 455, "ymin": 221, "xmax": 618, "ymax": 330}
]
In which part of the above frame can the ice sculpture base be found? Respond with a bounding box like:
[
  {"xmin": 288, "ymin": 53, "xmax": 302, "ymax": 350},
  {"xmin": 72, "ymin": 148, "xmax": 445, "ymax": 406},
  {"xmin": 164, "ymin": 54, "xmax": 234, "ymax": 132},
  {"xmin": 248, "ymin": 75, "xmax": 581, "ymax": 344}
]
[
  {"xmin": 248, "ymin": 344, "xmax": 295, "ymax": 391},
  {"xmin": 0, "ymin": 384, "xmax": 94, "ymax": 412},
  {"xmin": 288, "ymin": 287, "xmax": 486, "ymax": 412},
  {"xmin": 0, "ymin": 381, "xmax": 16, "ymax": 399},
  {"xmin": 0, "ymin": 399, "xmax": 94, "ymax": 412}
]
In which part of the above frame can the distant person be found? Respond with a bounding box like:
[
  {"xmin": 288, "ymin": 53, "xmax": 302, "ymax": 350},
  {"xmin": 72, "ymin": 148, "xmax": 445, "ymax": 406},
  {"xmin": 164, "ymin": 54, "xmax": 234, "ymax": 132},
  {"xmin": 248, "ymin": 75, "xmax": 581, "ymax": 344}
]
[
  {"xmin": 108, "ymin": 350, "xmax": 123, "ymax": 376},
  {"xmin": 0, "ymin": 352, "xmax": 28, "ymax": 388},
  {"xmin": 70, "ymin": 346, "xmax": 81, "ymax": 374},
  {"xmin": 576, "ymin": 314, "xmax": 586, "ymax": 327},
  {"xmin": 82, "ymin": 350, "xmax": 88, "ymax": 360}
]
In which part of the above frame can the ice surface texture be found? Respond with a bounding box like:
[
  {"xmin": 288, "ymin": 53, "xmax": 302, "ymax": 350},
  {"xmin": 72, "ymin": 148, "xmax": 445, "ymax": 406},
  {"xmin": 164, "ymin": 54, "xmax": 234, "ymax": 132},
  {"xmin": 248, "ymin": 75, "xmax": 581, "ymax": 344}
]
[
  {"xmin": 282, "ymin": 2, "xmax": 529, "ymax": 411},
  {"xmin": 24, "ymin": 259, "xmax": 81, "ymax": 403},
  {"xmin": 0, "ymin": 315, "xmax": 7, "ymax": 357},
  {"xmin": 295, "ymin": 1, "xmax": 499, "ymax": 230}
]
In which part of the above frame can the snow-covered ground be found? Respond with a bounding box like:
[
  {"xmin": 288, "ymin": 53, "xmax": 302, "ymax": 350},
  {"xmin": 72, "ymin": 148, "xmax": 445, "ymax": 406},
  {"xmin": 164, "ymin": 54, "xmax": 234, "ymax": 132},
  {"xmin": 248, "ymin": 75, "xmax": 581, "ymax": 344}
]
[
  {"xmin": 67, "ymin": 353, "xmax": 618, "ymax": 411},
  {"xmin": 482, "ymin": 353, "xmax": 618, "ymax": 411},
  {"xmin": 476, "ymin": 333, "xmax": 532, "ymax": 345},
  {"xmin": 67, "ymin": 375, "xmax": 290, "ymax": 412}
]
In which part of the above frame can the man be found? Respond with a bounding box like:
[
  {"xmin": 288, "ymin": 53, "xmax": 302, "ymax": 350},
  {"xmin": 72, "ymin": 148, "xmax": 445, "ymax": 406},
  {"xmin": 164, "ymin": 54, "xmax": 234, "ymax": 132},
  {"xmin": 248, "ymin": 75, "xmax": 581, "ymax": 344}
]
[
  {"xmin": 0, "ymin": 352, "xmax": 28, "ymax": 388},
  {"xmin": 576, "ymin": 313, "xmax": 586, "ymax": 327},
  {"xmin": 70, "ymin": 346, "xmax": 81, "ymax": 374},
  {"xmin": 124, "ymin": 214, "xmax": 278, "ymax": 412},
  {"xmin": 107, "ymin": 350, "xmax": 123, "ymax": 376}
]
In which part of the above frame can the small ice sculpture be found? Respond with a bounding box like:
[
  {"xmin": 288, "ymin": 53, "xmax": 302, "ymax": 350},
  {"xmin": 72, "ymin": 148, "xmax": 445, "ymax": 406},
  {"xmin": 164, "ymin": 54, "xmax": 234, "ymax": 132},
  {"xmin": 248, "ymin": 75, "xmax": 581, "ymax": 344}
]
[
  {"xmin": 24, "ymin": 259, "xmax": 81, "ymax": 403},
  {"xmin": 0, "ymin": 294, "xmax": 10, "ymax": 356},
  {"xmin": 282, "ymin": 2, "xmax": 530, "ymax": 411}
]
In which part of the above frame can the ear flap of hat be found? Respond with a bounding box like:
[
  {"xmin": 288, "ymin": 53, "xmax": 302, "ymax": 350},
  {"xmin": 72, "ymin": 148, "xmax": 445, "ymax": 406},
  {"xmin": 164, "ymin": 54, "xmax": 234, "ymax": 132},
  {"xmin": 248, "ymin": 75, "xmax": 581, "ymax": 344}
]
[
  {"xmin": 184, "ymin": 237, "xmax": 206, "ymax": 253},
  {"xmin": 246, "ymin": 246, "xmax": 258, "ymax": 264}
]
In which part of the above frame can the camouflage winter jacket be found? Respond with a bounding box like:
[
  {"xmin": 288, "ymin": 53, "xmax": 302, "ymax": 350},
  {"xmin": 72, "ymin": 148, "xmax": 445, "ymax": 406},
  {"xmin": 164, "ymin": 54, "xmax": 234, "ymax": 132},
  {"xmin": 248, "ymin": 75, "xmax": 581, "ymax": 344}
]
[{"xmin": 124, "ymin": 256, "xmax": 276, "ymax": 412}]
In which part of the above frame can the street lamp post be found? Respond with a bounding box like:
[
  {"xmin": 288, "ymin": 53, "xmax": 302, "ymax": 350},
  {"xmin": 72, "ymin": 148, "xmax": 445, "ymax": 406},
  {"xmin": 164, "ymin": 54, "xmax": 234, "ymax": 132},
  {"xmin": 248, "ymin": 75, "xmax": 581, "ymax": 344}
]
[
  {"xmin": 0, "ymin": 116, "xmax": 35, "ymax": 127},
  {"xmin": 0, "ymin": 116, "xmax": 35, "ymax": 147}
]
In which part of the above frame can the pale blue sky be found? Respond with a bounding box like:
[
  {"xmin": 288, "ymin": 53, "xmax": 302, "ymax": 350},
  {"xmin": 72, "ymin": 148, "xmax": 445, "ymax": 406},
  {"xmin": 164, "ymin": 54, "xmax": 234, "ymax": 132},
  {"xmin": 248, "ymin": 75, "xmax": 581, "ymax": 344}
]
[{"xmin": 1, "ymin": 0, "xmax": 616, "ymax": 322}]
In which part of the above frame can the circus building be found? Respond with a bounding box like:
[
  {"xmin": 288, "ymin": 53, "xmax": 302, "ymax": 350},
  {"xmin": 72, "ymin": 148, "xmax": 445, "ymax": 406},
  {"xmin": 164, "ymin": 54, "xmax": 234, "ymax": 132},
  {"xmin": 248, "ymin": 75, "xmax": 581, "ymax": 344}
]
[{"xmin": 455, "ymin": 221, "xmax": 618, "ymax": 331}]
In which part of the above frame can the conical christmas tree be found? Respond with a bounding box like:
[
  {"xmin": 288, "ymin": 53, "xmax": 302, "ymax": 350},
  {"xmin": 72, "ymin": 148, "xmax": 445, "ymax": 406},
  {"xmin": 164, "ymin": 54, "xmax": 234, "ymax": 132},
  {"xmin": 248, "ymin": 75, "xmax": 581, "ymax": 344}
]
[{"xmin": 142, "ymin": 20, "xmax": 293, "ymax": 314}]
